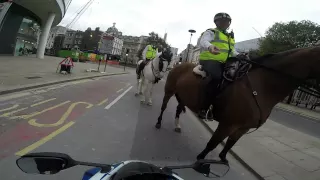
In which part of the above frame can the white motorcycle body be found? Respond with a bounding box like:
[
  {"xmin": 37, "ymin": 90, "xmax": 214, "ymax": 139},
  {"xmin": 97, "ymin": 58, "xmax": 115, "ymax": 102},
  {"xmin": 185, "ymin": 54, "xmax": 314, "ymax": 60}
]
[{"xmin": 83, "ymin": 160, "xmax": 183, "ymax": 180}]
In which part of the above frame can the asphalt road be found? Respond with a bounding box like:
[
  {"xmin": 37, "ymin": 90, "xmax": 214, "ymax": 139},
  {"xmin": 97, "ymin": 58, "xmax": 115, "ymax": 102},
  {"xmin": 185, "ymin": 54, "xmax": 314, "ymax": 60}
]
[
  {"xmin": 269, "ymin": 108, "xmax": 320, "ymax": 139},
  {"xmin": 0, "ymin": 72, "xmax": 258, "ymax": 180}
]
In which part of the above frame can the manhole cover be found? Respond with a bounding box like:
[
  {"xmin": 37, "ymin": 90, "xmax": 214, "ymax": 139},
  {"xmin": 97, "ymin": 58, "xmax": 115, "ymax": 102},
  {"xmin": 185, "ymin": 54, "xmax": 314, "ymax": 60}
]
[{"xmin": 25, "ymin": 76, "xmax": 42, "ymax": 79}]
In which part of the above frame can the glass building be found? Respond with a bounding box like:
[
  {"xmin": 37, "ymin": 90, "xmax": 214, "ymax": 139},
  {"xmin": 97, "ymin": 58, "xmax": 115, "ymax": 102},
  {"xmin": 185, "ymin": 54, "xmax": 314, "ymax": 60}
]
[{"xmin": 0, "ymin": 0, "xmax": 68, "ymax": 58}]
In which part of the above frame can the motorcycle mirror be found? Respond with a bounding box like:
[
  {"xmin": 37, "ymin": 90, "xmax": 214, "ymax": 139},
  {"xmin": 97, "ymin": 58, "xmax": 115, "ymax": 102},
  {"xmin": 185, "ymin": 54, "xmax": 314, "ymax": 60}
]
[
  {"xmin": 193, "ymin": 160, "xmax": 229, "ymax": 178},
  {"xmin": 16, "ymin": 152, "xmax": 77, "ymax": 175},
  {"xmin": 201, "ymin": 163, "xmax": 230, "ymax": 178}
]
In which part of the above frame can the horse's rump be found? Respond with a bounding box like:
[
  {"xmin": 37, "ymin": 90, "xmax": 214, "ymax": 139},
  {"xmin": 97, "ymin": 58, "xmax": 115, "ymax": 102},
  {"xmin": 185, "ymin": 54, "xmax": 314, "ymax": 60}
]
[{"xmin": 165, "ymin": 63, "xmax": 202, "ymax": 111}]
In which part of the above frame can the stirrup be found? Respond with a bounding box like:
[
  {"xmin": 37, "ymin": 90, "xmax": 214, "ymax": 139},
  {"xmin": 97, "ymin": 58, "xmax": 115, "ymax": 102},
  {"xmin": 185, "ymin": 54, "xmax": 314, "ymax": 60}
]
[{"xmin": 204, "ymin": 105, "xmax": 214, "ymax": 121}]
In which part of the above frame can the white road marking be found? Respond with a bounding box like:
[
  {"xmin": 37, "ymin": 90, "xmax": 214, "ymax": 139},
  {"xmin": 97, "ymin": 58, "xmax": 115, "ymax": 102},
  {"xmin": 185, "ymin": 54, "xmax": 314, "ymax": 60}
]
[
  {"xmin": 104, "ymin": 86, "xmax": 133, "ymax": 110},
  {"xmin": 0, "ymin": 92, "xmax": 31, "ymax": 102},
  {"xmin": 116, "ymin": 88, "xmax": 123, "ymax": 93}
]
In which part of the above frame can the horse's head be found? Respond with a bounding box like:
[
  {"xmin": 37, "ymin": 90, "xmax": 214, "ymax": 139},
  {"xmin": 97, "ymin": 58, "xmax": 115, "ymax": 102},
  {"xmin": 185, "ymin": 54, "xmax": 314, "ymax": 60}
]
[{"xmin": 158, "ymin": 48, "xmax": 173, "ymax": 72}]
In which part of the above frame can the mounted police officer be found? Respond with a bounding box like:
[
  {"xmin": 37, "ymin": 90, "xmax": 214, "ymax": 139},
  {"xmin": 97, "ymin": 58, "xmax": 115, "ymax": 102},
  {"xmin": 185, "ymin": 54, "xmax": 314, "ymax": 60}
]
[
  {"xmin": 137, "ymin": 44, "xmax": 158, "ymax": 79},
  {"xmin": 197, "ymin": 12, "xmax": 248, "ymax": 118}
]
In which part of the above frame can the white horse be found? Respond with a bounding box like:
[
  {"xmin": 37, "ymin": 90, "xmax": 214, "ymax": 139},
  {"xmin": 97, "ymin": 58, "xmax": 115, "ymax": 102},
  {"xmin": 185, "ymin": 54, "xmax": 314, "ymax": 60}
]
[{"xmin": 135, "ymin": 50, "xmax": 172, "ymax": 105}]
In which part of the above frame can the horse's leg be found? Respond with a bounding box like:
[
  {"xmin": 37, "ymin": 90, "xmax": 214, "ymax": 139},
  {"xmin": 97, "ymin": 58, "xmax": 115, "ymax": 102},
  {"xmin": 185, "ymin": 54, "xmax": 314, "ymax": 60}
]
[
  {"xmin": 219, "ymin": 127, "xmax": 249, "ymax": 163},
  {"xmin": 156, "ymin": 92, "xmax": 174, "ymax": 129},
  {"xmin": 140, "ymin": 77, "xmax": 147, "ymax": 103},
  {"xmin": 197, "ymin": 124, "xmax": 236, "ymax": 160},
  {"xmin": 174, "ymin": 94, "xmax": 186, "ymax": 133},
  {"xmin": 139, "ymin": 78, "xmax": 143, "ymax": 95},
  {"xmin": 147, "ymin": 82, "xmax": 154, "ymax": 106},
  {"xmin": 135, "ymin": 78, "xmax": 141, "ymax": 96}
]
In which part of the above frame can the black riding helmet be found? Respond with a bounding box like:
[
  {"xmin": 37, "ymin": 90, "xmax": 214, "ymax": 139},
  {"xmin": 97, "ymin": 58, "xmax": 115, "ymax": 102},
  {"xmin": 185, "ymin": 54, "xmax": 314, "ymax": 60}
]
[{"xmin": 214, "ymin": 13, "xmax": 232, "ymax": 23}]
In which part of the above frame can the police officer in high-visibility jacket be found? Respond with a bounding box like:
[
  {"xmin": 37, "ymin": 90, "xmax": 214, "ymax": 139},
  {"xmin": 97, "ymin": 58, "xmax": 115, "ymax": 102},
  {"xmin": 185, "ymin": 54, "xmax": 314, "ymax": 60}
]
[
  {"xmin": 137, "ymin": 44, "xmax": 158, "ymax": 79},
  {"xmin": 197, "ymin": 12, "xmax": 241, "ymax": 118}
]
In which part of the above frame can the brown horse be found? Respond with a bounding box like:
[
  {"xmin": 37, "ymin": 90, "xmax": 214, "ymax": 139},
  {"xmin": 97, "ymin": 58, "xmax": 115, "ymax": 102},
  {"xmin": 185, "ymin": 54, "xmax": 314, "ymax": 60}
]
[{"xmin": 156, "ymin": 46, "xmax": 320, "ymax": 163}]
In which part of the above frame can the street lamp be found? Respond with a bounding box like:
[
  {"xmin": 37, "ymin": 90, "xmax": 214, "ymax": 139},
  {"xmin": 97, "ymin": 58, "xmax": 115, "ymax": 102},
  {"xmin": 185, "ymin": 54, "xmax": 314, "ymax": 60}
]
[
  {"xmin": 185, "ymin": 29, "xmax": 196, "ymax": 62},
  {"xmin": 124, "ymin": 49, "xmax": 129, "ymax": 71}
]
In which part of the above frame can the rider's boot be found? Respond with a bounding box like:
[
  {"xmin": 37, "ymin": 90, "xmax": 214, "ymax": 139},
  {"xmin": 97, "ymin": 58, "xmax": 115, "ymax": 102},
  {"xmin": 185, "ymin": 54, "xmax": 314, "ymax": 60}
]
[
  {"xmin": 137, "ymin": 61, "xmax": 146, "ymax": 79},
  {"xmin": 198, "ymin": 77, "xmax": 218, "ymax": 120}
]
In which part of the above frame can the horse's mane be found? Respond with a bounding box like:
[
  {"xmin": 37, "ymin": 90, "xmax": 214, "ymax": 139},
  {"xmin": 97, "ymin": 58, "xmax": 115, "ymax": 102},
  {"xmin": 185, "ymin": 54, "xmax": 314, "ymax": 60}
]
[{"xmin": 250, "ymin": 48, "xmax": 303, "ymax": 69}]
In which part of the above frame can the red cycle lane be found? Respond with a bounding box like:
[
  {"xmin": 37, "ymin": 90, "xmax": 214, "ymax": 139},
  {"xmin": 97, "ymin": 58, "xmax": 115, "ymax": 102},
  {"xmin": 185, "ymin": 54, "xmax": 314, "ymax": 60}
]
[
  {"xmin": 0, "ymin": 75, "xmax": 132, "ymax": 160},
  {"xmin": 0, "ymin": 101, "xmax": 89, "ymax": 159}
]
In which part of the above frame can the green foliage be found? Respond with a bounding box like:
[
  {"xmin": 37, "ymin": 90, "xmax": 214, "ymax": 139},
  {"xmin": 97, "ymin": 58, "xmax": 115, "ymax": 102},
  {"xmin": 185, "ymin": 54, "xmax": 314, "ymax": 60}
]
[
  {"xmin": 137, "ymin": 32, "xmax": 170, "ymax": 59},
  {"xmin": 259, "ymin": 20, "xmax": 320, "ymax": 54}
]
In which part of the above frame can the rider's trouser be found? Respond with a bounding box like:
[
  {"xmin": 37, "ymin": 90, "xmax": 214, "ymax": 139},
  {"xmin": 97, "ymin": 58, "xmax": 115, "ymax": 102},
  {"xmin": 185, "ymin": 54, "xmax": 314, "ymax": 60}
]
[
  {"xmin": 199, "ymin": 60, "xmax": 224, "ymax": 111},
  {"xmin": 137, "ymin": 58, "xmax": 151, "ymax": 78}
]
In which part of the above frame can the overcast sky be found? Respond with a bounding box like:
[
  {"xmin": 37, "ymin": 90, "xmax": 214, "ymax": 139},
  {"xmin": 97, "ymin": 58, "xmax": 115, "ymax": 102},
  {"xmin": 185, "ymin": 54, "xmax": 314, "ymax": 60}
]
[{"xmin": 59, "ymin": 0, "xmax": 320, "ymax": 53}]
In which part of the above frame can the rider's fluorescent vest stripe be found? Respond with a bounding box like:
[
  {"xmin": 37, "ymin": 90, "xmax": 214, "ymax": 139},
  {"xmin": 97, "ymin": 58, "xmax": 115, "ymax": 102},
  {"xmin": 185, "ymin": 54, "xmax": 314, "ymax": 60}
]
[
  {"xmin": 199, "ymin": 28, "xmax": 235, "ymax": 62},
  {"xmin": 146, "ymin": 45, "xmax": 157, "ymax": 59}
]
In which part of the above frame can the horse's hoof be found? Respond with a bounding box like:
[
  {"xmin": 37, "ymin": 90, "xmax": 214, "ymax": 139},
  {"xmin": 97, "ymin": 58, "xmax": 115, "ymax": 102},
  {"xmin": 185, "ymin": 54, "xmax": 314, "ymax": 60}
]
[
  {"xmin": 140, "ymin": 100, "xmax": 145, "ymax": 104},
  {"xmin": 174, "ymin": 127, "xmax": 181, "ymax": 133},
  {"xmin": 147, "ymin": 102, "xmax": 152, "ymax": 106},
  {"xmin": 155, "ymin": 123, "xmax": 161, "ymax": 129}
]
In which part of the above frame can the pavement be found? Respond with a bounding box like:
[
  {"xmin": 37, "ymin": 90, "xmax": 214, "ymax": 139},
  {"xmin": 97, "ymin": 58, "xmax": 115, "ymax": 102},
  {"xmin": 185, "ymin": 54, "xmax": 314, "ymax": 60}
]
[
  {"xmin": 269, "ymin": 108, "xmax": 320, "ymax": 139},
  {"xmin": 0, "ymin": 71, "xmax": 258, "ymax": 180},
  {"xmin": 202, "ymin": 112, "xmax": 320, "ymax": 180},
  {"xmin": 0, "ymin": 55, "xmax": 127, "ymax": 94}
]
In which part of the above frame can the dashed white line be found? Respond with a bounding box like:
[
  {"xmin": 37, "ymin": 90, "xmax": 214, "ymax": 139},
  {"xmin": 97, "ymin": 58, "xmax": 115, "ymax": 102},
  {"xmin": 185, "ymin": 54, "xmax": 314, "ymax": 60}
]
[
  {"xmin": 105, "ymin": 86, "xmax": 133, "ymax": 110},
  {"xmin": 116, "ymin": 88, "xmax": 124, "ymax": 93}
]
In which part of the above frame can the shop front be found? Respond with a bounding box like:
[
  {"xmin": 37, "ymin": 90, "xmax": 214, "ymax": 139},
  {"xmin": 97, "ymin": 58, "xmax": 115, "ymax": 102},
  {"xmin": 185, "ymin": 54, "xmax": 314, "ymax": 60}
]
[{"xmin": 0, "ymin": 1, "xmax": 41, "ymax": 55}]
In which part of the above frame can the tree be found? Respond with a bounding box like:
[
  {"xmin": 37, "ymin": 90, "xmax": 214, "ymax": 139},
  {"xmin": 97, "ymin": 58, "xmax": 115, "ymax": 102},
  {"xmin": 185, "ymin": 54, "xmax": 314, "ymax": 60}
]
[
  {"xmin": 259, "ymin": 20, "xmax": 320, "ymax": 105},
  {"xmin": 259, "ymin": 20, "xmax": 320, "ymax": 54},
  {"xmin": 247, "ymin": 48, "xmax": 263, "ymax": 59},
  {"xmin": 137, "ymin": 32, "xmax": 170, "ymax": 59}
]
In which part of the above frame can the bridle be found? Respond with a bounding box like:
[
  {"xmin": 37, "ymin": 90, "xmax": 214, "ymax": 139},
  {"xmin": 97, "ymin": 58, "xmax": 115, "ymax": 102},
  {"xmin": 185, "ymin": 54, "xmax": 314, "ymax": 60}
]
[
  {"xmin": 151, "ymin": 55, "xmax": 170, "ymax": 79},
  {"xmin": 239, "ymin": 55, "xmax": 319, "ymax": 133}
]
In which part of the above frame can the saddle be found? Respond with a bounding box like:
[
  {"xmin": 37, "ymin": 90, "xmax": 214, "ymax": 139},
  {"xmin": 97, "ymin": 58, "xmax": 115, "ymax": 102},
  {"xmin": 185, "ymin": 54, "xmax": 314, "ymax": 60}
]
[
  {"xmin": 193, "ymin": 57, "xmax": 252, "ymax": 92},
  {"xmin": 193, "ymin": 58, "xmax": 252, "ymax": 120}
]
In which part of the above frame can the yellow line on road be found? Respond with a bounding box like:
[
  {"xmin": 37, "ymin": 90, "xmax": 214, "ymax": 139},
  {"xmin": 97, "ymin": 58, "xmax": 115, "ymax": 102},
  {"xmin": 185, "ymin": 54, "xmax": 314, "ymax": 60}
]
[
  {"xmin": 28, "ymin": 102, "xmax": 93, "ymax": 127},
  {"xmin": 31, "ymin": 98, "xmax": 56, "ymax": 107},
  {"xmin": 15, "ymin": 121, "xmax": 75, "ymax": 156},
  {"xmin": 0, "ymin": 107, "xmax": 28, "ymax": 118},
  {"xmin": 0, "ymin": 104, "xmax": 19, "ymax": 113},
  {"xmin": 97, "ymin": 98, "xmax": 108, "ymax": 106},
  {"xmin": 10, "ymin": 101, "xmax": 70, "ymax": 120}
]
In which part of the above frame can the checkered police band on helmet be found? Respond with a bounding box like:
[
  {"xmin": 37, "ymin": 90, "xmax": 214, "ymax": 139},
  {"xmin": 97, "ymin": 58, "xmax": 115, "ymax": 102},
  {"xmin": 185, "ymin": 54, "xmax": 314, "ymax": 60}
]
[{"xmin": 214, "ymin": 13, "xmax": 232, "ymax": 22}]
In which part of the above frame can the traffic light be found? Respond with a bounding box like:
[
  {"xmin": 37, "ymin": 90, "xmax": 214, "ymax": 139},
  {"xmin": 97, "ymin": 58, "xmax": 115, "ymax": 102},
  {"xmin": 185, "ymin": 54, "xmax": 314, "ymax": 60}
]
[{"xmin": 126, "ymin": 49, "xmax": 130, "ymax": 54}]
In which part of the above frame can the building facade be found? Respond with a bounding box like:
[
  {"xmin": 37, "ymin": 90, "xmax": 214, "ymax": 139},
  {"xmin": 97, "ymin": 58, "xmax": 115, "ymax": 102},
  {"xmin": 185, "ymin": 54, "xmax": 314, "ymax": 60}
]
[
  {"xmin": 105, "ymin": 22, "xmax": 122, "ymax": 38},
  {"xmin": 46, "ymin": 25, "xmax": 67, "ymax": 50},
  {"xmin": 0, "ymin": 0, "xmax": 68, "ymax": 58},
  {"xmin": 170, "ymin": 47, "xmax": 178, "ymax": 58},
  {"xmin": 62, "ymin": 30, "xmax": 83, "ymax": 49},
  {"xmin": 97, "ymin": 23, "xmax": 123, "ymax": 58},
  {"xmin": 179, "ymin": 44, "xmax": 195, "ymax": 63},
  {"xmin": 235, "ymin": 38, "xmax": 261, "ymax": 53},
  {"xmin": 191, "ymin": 46, "xmax": 200, "ymax": 64},
  {"xmin": 99, "ymin": 33, "xmax": 123, "ymax": 56},
  {"xmin": 121, "ymin": 35, "xmax": 148, "ymax": 64}
]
